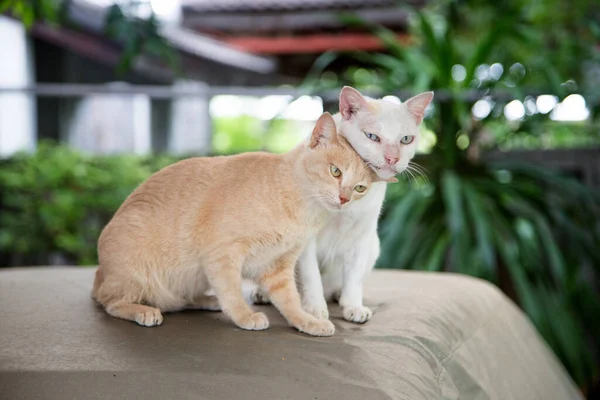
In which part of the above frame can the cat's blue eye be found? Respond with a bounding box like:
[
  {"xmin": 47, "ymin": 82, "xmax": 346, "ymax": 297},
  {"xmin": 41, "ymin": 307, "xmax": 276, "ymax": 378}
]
[{"xmin": 364, "ymin": 132, "xmax": 380, "ymax": 142}]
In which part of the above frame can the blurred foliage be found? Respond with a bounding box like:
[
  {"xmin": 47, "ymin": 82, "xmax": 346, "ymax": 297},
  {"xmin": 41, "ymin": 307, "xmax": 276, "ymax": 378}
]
[
  {"xmin": 213, "ymin": 116, "xmax": 307, "ymax": 155},
  {"xmin": 1, "ymin": 0, "xmax": 178, "ymax": 75},
  {"xmin": 305, "ymin": 0, "xmax": 600, "ymax": 389},
  {"xmin": 306, "ymin": 0, "xmax": 600, "ymax": 151},
  {"xmin": 104, "ymin": 1, "xmax": 179, "ymax": 74},
  {"xmin": 0, "ymin": 142, "xmax": 179, "ymax": 266},
  {"xmin": 0, "ymin": 0, "xmax": 62, "ymax": 27},
  {"xmin": 489, "ymin": 119, "xmax": 600, "ymax": 151},
  {"xmin": 212, "ymin": 116, "xmax": 265, "ymax": 154},
  {"xmin": 380, "ymin": 162, "xmax": 600, "ymax": 387}
]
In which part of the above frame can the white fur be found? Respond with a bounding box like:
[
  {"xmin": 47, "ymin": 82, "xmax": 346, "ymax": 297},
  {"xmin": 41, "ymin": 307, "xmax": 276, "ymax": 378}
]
[
  {"xmin": 250, "ymin": 88, "xmax": 433, "ymax": 323},
  {"xmin": 297, "ymin": 89, "xmax": 433, "ymax": 322}
]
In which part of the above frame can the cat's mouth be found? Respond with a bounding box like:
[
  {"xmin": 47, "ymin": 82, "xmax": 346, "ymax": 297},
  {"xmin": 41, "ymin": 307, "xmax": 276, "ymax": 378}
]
[
  {"xmin": 372, "ymin": 164, "xmax": 398, "ymax": 179},
  {"xmin": 361, "ymin": 157, "xmax": 397, "ymax": 178},
  {"xmin": 321, "ymin": 198, "xmax": 347, "ymax": 212}
]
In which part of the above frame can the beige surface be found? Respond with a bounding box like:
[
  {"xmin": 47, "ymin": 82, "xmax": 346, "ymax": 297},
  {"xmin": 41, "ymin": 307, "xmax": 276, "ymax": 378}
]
[{"xmin": 0, "ymin": 267, "xmax": 582, "ymax": 400}]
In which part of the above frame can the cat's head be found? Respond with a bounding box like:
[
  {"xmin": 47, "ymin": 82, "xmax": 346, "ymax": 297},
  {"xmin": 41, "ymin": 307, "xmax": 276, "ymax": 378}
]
[
  {"xmin": 301, "ymin": 112, "xmax": 394, "ymax": 211},
  {"xmin": 337, "ymin": 86, "xmax": 434, "ymax": 180}
]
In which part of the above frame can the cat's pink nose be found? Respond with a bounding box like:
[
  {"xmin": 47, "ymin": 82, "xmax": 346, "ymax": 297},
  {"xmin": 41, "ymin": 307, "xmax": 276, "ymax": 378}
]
[
  {"xmin": 385, "ymin": 156, "xmax": 399, "ymax": 165},
  {"xmin": 339, "ymin": 196, "xmax": 350, "ymax": 205}
]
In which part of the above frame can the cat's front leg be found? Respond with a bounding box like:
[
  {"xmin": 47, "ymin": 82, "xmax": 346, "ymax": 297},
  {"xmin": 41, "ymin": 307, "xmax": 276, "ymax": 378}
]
[
  {"xmin": 297, "ymin": 237, "xmax": 329, "ymax": 320},
  {"xmin": 338, "ymin": 231, "xmax": 379, "ymax": 324},
  {"xmin": 205, "ymin": 253, "xmax": 269, "ymax": 331},
  {"xmin": 249, "ymin": 239, "xmax": 330, "ymax": 320},
  {"xmin": 259, "ymin": 251, "xmax": 334, "ymax": 337}
]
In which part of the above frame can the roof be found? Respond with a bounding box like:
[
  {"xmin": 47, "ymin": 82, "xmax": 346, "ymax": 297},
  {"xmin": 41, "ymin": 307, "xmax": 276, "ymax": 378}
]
[
  {"xmin": 180, "ymin": 0, "xmax": 401, "ymax": 13},
  {"xmin": 67, "ymin": 0, "xmax": 277, "ymax": 74},
  {"xmin": 181, "ymin": 0, "xmax": 423, "ymax": 34}
]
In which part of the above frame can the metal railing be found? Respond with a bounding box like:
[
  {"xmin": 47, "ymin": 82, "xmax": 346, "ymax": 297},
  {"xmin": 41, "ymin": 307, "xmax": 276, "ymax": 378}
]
[
  {"xmin": 0, "ymin": 83, "xmax": 574, "ymax": 102},
  {"xmin": 0, "ymin": 82, "xmax": 598, "ymax": 186}
]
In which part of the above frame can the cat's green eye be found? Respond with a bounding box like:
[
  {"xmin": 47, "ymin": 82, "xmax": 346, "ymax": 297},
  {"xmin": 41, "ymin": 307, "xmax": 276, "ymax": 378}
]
[
  {"xmin": 401, "ymin": 135, "xmax": 415, "ymax": 145},
  {"xmin": 330, "ymin": 165, "xmax": 342, "ymax": 177},
  {"xmin": 354, "ymin": 185, "xmax": 367, "ymax": 193}
]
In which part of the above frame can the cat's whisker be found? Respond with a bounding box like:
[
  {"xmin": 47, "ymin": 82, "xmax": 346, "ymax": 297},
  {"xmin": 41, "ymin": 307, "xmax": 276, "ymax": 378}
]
[
  {"xmin": 405, "ymin": 168, "xmax": 418, "ymax": 184},
  {"xmin": 406, "ymin": 163, "xmax": 430, "ymax": 185},
  {"xmin": 408, "ymin": 169, "xmax": 427, "ymax": 186},
  {"xmin": 409, "ymin": 163, "xmax": 429, "ymax": 180},
  {"xmin": 399, "ymin": 169, "xmax": 412, "ymax": 183},
  {"xmin": 300, "ymin": 194, "xmax": 325, "ymax": 202},
  {"xmin": 409, "ymin": 161, "xmax": 429, "ymax": 174},
  {"xmin": 409, "ymin": 168, "xmax": 428, "ymax": 183},
  {"xmin": 412, "ymin": 166, "xmax": 428, "ymax": 177},
  {"xmin": 411, "ymin": 168, "xmax": 424, "ymax": 185}
]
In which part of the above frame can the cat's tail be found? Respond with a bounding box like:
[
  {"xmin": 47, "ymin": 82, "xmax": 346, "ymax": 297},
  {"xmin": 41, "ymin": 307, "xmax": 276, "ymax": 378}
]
[{"xmin": 91, "ymin": 266, "xmax": 105, "ymax": 301}]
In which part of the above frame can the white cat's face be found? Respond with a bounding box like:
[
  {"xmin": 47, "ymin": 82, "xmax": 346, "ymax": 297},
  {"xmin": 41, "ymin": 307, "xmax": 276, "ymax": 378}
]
[{"xmin": 337, "ymin": 87, "xmax": 434, "ymax": 180}]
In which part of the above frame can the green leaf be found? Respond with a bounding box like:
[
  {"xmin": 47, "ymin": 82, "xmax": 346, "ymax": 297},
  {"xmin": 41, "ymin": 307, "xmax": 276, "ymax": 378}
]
[
  {"xmin": 463, "ymin": 182, "xmax": 495, "ymax": 273},
  {"xmin": 503, "ymin": 194, "xmax": 566, "ymax": 284},
  {"xmin": 490, "ymin": 212, "xmax": 542, "ymax": 324},
  {"xmin": 0, "ymin": 1, "xmax": 15, "ymax": 13},
  {"xmin": 423, "ymin": 234, "xmax": 451, "ymax": 271},
  {"xmin": 441, "ymin": 170, "xmax": 464, "ymax": 234},
  {"xmin": 417, "ymin": 12, "xmax": 442, "ymax": 71},
  {"xmin": 379, "ymin": 189, "xmax": 431, "ymax": 269},
  {"xmin": 371, "ymin": 24, "xmax": 408, "ymax": 60},
  {"xmin": 21, "ymin": 4, "xmax": 35, "ymax": 27},
  {"xmin": 302, "ymin": 51, "xmax": 341, "ymax": 90},
  {"xmin": 380, "ymin": 189, "xmax": 420, "ymax": 240},
  {"xmin": 465, "ymin": 26, "xmax": 501, "ymax": 85},
  {"xmin": 540, "ymin": 62, "xmax": 565, "ymax": 96},
  {"xmin": 410, "ymin": 220, "xmax": 444, "ymax": 269}
]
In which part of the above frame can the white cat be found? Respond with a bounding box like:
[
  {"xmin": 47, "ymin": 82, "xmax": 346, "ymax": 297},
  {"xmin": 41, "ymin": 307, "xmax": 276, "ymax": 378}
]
[{"xmin": 253, "ymin": 87, "xmax": 433, "ymax": 323}]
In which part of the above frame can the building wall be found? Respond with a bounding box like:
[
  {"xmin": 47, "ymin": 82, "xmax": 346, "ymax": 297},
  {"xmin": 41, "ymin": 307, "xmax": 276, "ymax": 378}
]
[
  {"xmin": 33, "ymin": 38, "xmax": 168, "ymax": 154},
  {"xmin": 0, "ymin": 17, "xmax": 36, "ymax": 157}
]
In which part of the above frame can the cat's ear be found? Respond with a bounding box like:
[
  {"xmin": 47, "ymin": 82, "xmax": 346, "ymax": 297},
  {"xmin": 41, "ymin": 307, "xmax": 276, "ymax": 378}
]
[
  {"xmin": 339, "ymin": 86, "xmax": 368, "ymax": 121},
  {"xmin": 405, "ymin": 91, "xmax": 434, "ymax": 125},
  {"xmin": 310, "ymin": 112, "xmax": 337, "ymax": 148}
]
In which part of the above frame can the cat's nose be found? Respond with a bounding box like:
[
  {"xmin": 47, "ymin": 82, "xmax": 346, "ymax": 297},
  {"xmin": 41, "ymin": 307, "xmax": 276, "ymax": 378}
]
[
  {"xmin": 385, "ymin": 156, "xmax": 399, "ymax": 165},
  {"xmin": 339, "ymin": 195, "xmax": 350, "ymax": 205}
]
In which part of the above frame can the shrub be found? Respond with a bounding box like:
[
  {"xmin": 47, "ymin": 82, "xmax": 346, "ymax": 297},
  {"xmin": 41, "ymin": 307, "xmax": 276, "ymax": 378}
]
[
  {"xmin": 0, "ymin": 142, "xmax": 180, "ymax": 266},
  {"xmin": 378, "ymin": 160, "xmax": 600, "ymax": 385}
]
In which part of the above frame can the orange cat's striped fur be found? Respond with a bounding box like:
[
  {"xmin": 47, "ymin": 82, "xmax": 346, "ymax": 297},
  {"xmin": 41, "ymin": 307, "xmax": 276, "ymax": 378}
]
[{"xmin": 92, "ymin": 113, "xmax": 385, "ymax": 336}]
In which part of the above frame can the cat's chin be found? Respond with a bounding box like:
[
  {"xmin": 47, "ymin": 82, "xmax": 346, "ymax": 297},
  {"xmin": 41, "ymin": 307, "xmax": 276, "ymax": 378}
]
[
  {"xmin": 320, "ymin": 201, "xmax": 346, "ymax": 212},
  {"xmin": 371, "ymin": 165, "xmax": 398, "ymax": 180},
  {"xmin": 393, "ymin": 164, "xmax": 408, "ymax": 174}
]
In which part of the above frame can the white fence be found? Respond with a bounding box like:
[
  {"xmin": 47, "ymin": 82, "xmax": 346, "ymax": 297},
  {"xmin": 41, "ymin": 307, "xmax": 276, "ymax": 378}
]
[
  {"xmin": 0, "ymin": 83, "xmax": 339, "ymax": 157},
  {"xmin": 0, "ymin": 83, "xmax": 289, "ymax": 157},
  {"xmin": 0, "ymin": 82, "xmax": 563, "ymax": 158}
]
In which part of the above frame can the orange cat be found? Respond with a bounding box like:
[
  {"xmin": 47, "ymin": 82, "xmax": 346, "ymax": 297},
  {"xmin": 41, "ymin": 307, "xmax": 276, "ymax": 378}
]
[{"xmin": 92, "ymin": 113, "xmax": 385, "ymax": 336}]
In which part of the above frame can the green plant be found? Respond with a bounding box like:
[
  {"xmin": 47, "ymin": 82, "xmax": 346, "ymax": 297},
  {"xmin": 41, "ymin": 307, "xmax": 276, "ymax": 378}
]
[
  {"xmin": 305, "ymin": 0, "xmax": 600, "ymax": 389},
  {"xmin": 379, "ymin": 162, "xmax": 600, "ymax": 385},
  {"xmin": 0, "ymin": 0, "xmax": 62, "ymax": 27},
  {"xmin": 104, "ymin": 1, "xmax": 180, "ymax": 74},
  {"xmin": 0, "ymin": 142, "xmax": 180, "ymax": 266},
  {"xmin": 212, "ymin": 115, "xmax": 310, "ymax": 155}
]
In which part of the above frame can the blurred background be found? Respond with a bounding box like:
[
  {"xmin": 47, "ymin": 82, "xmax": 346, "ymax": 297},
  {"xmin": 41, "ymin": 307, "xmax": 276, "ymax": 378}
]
[{"xmin": 0, "ymin": 0, "xmax": 599, "ymax": 395}]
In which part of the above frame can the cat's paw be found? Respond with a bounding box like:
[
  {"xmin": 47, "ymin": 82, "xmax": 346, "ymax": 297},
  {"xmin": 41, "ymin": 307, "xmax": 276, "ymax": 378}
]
[
  {"xmin": 298, "ymin": 319, "xmax": 335, "ymax": 337},
  {"xmin": 250, "ymin": 288, "xmax": 271, "ymax": 305},
  {"xmin": 302, "ymin": 300, "xmax": 329, "ymax": 320},
  {"xmin": 237, "ymin": 312, "xmax": 270, "ymax": 331},
  {"xmin": 134, "ymin": 308, "xmax": 163, "ymax": 327},
  {"xmin": 342, "ymin": 306, "xmax": 372, "ymax": 324}
]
